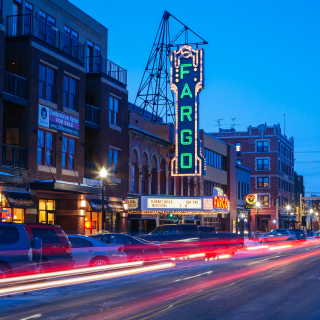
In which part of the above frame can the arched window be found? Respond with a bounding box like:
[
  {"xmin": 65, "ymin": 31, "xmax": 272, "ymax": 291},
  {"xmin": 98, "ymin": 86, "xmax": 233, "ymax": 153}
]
[
  {"xmin": 160, "ymin": 158, "xmax": 166, "ymax": 194},
  {"xmin": 151, "ymin": 155, "xmax": 158, "ymax": 195},
  {"xmin": 141, "ymin": 153, "xmax": 148, "ymax": 194},
  {"xmin": 130, "ymin": 150, "xmax": 138, "ymax": 194}
]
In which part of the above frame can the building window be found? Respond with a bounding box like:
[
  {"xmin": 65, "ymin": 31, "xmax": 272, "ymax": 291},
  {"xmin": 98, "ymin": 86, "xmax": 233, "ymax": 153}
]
[
  {"xmin": 24, "ymin": 2, "xmax": 33, "ymax": 33},
  {"xmin": 236, "ymin": 142, "xmax": 241, "ymax": 156},
  {"xmin": 257, "ymin": 159, "xmax": 269, "ymax": 170},
  {"xmin": 258, "ymin": 195, "xmax": 269, "ymax": 207},
  {"xmin": 257, "ymin": 177, "xmax": 269, "ymax": 188},
  {"xmin": 108, "ymin": 149, "xmax": 119, "ymax": 177},
  {"xmin": 0, "ymin": 0, "xmax": 3, "ymax": 23},
  {"xmin": 141, "ymin": 166, "xmax": 147, "ymax": 194},
  {"xmin": 39, "ymin": 199, "xmax": 55, "ymax": 224},
  {"xmin": 38, "ymin": 10, "xmax": 56, "ymax": 45},
  {"xmin": 39, "ymin": 64, "xmax": 56, "ymax": 102},
  {"xmin": 64, "ymin": 26, "xmax": 79, "ymax": 58},
  {"xmin": 37, "ymin": 129, "xmax": 55, "ymax": 166},
  {"xmin": 257, "ymin": 141, "xmax": 268, "ymax": 152},
  {"xmin": 62, "ymin": 136, "xmax": 76, "ymax": 170},
  {"xmin": 130, "ymin": 164, "xmax": 136, "ymax": 193},
  {"xmin": 63, "ymin": 75, "xmax": 78, "ymax": 111},
  {"xmin": 109, "ymin": 96, "xmax": 120, "ymax": 126},
  {"xmin": 204, "ymin": 148, "xmax": 226, "ymax": 170}
]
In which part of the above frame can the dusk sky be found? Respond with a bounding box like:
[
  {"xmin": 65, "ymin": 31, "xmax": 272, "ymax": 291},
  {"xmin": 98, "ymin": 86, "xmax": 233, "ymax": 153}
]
[{"xmin": 70, "ymin": 0, "xmax": 320, "ymax": 194}]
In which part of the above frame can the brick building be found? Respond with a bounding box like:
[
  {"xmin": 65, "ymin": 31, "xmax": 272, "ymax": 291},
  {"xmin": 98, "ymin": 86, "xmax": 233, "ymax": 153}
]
[
  {"xmin": 211, "ymin": 123, "xmax": 294, "ymax": 232},
  {"xmin": 0, "ymin": 0, "xmax": 128, "ymax": 234}
]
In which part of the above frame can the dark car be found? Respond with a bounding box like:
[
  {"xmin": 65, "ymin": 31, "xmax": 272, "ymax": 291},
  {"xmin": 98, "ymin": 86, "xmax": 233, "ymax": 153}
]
[
  {"xmin": 24, "ymin": 224, "xmax": 73, "ymax": 271},
  {"xmin": 0, "ymin": 223, "xmax": 38, "ymax": 278},
  {"xmin": 90, "ymin": 233, "xmax": 163, "ymax": 263},
  {"xmin": 199, "ymin": 226, "xmax": 216, "ymax": 233},
  {"xmin": 291, "ymin": 229, "xmax": 307, "ymax": 243}
]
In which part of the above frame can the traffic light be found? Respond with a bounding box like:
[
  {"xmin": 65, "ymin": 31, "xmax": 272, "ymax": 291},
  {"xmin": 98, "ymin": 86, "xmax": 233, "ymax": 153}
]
[
  {"xmin": 272, "ymin": 199, "xmax": 278, "ymax": 206},
  {"xmin": 169, "ymin": 213, "xmax": 173, "ymax": 219}
]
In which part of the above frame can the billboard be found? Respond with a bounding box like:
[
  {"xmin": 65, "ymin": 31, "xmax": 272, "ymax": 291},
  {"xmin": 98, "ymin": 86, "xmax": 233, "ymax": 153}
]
[
  {"xmin": 38, "ymin": 105, "xmax": 79, "ymax": 137},
  {"xmin": 170, "ymin": 45, "xmax": 205, "ymax": 176}
]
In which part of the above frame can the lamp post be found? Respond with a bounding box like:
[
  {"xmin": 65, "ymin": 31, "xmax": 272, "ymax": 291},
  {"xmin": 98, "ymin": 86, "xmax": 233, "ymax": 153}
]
[
  {"xmin": 100, "ymin": 167, "xmax": 108, "ymax": 231},
  {"xmin": 310, "ymin": 209, "xmax": 313, "ymax": 231},
  {"xmin": 256, "ymin": 202, "xmax": 260, "ymax": 232},
  {"xmin": 286, "ymin": 205, "xmax": 291, "ymax": 229}
]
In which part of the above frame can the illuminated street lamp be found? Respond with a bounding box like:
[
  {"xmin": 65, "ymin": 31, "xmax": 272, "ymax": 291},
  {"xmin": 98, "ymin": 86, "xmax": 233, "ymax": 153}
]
[{"xmin": 100, "ymin": 167, "xmax": 108, "ymax": 231}]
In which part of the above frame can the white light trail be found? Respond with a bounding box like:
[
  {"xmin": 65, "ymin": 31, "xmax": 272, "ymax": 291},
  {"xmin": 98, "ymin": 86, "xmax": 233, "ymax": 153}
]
[
  {"xmin": 0, "ymin": 263, "xmax": 174, "ymax": 296},
  {"xmin": 188, "ymin": 253, "xmax": 206, "ymax": 259},
  {"xmin": 246, "ymin": 245, "xmax": 269, "ymax": 250},
  {"xmin": 269, "ymin": 245, "xmax": 292, "ymax": 251}
]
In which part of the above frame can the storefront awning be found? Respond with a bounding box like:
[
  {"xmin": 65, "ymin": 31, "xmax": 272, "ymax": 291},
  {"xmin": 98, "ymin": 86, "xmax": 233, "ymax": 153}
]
[
  {"xmin": 87, "ymin": 199, "xmax": 124, "ymax": 213},
  {"xmin": 0, "ymin": 172, "xmax": 23, "ymax": 185},
  {"xmin": 30, "ymin": 180, "xmax": 101, "ymax": 194},
  {"xmin": 2, "ymin": 191, "xmax": 36, "ymax": 209}
]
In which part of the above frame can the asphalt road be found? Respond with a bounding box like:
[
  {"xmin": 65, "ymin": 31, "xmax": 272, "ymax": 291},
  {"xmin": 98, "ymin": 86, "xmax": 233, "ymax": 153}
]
[{"xmin": 1, "ymin": 242, "xmax": 320, "ymax": 320}]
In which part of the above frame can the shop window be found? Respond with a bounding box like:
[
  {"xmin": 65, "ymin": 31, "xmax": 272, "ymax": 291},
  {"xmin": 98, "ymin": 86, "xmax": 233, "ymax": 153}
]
[
  {"xmin": 39, "ymin": 64, "xmax": 56, "ymax": 102},
  {"xmin": 257, "ymin": 177, "xmax": 269, "ymax": 188},
  {"xmin": 63, "ymin": 75, "xmax": 78, "ymax": 111},
  {"xmin": 62, "ymin": 136, "xmax": 76, "ymax": 170},
  {"xmin": 6, "ymin": 128, "xmax": 20, "ymax": 146},
  {"xmin": 1, "ymin": 206, "xmax": 24, "ymax": 223},
  {"xmin": 39, "ymin": 199, "xmax": 55, "ymax": 224},
  {"xmin": 108, "ymin": 149, "xmax": 119, "ymax": 177},
  {"xmin": 109, "ymin": 96, "xmax": 120, "ymax": 126},
  {"xmin": 37, "ymin": 129, "xmax": 55, "ymax": 167}
]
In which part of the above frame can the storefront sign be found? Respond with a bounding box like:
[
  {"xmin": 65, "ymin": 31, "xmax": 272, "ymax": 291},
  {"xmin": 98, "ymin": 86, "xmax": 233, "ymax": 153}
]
[
  {"xmin": 38, "ymin": 105, "xmax": 79, "ymax": 137},
  {"xmin": 213, "ymin": 196, "xmax": 229, "ymax": 210},
  {"xmin": 128, "ymin": 198, "xmax": 139, "ymax": 210},
  {"xmin": 245, "ymin": 194, "xmax": 257, "ymax": 209},
  {"xmin": 203, "ymin": 198, "xmax": 213, "ymax": 210},
  {"xmin": 2, "ymin": 191, "xmax": 36, "ymax": 208},
  {"xmin": 147, "ymin": 198, "xmax": 202, "ymax": 209},
  {"xmin": 170, "ymin": 45, "xmax": 205, "ymax": 176},
  {"xmin": 108, "ymin": 202, "xmax": 124, "ymax": 213},
  {"xmin": 83, "ymin": 178, "xmax": 102, "ymax": 188}
]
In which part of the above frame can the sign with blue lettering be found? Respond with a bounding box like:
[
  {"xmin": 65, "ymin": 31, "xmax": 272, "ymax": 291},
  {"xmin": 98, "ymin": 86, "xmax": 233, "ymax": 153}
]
[{"xmin": 170, "ymin": 45, "xmax": 205, "ymax": 176}]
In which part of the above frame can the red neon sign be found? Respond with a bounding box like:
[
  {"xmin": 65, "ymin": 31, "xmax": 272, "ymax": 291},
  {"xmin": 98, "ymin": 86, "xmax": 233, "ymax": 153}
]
[
  {"xmin": 84, "ymin": 220, "xmax": 92, "ymax": 229},
  {"xmin": 213, "ymin": 196, "xmax": 229, "ymax": 210}
]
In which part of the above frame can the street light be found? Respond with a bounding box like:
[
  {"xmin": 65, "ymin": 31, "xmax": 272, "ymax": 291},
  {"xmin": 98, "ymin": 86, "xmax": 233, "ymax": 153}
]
[{"xmin": 100, "ymin": 167, "xmax": 108, "ymax": 231}]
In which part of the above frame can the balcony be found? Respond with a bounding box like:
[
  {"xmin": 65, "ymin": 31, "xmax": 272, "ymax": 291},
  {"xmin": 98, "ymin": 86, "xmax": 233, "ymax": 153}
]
[
  {"xmin": 85, "ymin": 55, "xmax": 127, "ymax": 85},
  {"xmin": 2, "ymin": 144, "xmax": 27, "ymax": 170},
  {"xmin": 6, "ymin": 14, "xmax": 85, "ymax": 62},
  {"xmin": 85, "ymin": 104, "xmax": 100, "ymax": 130},
  {"xmin": 4, "ymin": 71, "xmax": 28, "ymax": 105},
  {"xmin": 84, "ymin": 161, "xmax": 99, "ymax": 180}
]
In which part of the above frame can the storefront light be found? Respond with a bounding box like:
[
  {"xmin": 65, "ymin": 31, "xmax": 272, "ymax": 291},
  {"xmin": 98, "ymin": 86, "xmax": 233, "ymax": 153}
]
[{"xmin": 80, "ymin": 200, "xmax": 86, "ymax": 209}]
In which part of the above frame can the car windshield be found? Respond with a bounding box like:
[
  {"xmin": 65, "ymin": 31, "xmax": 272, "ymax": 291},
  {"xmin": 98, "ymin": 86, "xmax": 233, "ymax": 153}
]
[{"xmin": 150, "ymin": 226, "xmax": 166, "ymax": 235}]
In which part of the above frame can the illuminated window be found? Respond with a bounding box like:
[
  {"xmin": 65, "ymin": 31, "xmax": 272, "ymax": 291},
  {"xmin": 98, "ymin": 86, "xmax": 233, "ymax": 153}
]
[
  {"xmin": 257, "ymin": 177, "xmax": 269, "ymax": 188},
  {"xmin": 236, "ymin": 142, "xmax": 241, "ymax": 153},
  {"xmin": 258, "ymin": 195, "xmax": 269, "ymax": 207},
  {"xmin": 39, "ymin": 199, "xmax": 55, "ymax": 224}
]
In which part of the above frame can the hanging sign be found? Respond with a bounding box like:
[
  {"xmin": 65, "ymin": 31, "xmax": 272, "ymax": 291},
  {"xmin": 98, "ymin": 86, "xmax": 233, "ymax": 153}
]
[
  {"xmin": 245, "ymin": 194, "xmax": 257, "ymax": 209},
  {"xmin": 170, "ymin": 45, "xmax": 205, "ymax": 176}
]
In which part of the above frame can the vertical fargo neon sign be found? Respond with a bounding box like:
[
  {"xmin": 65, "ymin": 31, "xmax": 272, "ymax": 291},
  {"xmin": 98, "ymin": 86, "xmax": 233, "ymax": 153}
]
[{"xmin": 170, "ymin": 45, "xmax": 205, "ymax": 176}]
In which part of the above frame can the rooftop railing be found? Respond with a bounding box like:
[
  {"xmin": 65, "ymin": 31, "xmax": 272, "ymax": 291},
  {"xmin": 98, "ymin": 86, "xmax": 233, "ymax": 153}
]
[
  {"xmin": 85, "ymin": 55, "xmax": 127, "ymax": 85},
  {"xmin": 7, "ymin": 14, "xmax": 85, "ymax": 62},
  {"xmin": 2, "ymin": 144, "xmax": 27, "ymax": 170},
  {"xmin": 85, "ymin": 104, "xmax": 100, "ymax": 126},
  {"xmin": 4, "ymin": 71, "xmax": 28, "ymax": 101}
]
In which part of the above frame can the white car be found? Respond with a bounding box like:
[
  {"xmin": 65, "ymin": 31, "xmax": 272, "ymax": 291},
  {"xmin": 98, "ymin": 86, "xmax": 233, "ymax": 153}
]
[{"xmin": 68, "ymin": 235, "xmax": 127, "ymax": 268}]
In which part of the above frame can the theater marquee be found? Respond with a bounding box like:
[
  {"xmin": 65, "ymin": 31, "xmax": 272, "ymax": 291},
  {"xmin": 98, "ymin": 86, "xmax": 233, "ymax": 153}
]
[{"xmin": 170, "ymin": 45, "xmax": 205, "ymax": 176}]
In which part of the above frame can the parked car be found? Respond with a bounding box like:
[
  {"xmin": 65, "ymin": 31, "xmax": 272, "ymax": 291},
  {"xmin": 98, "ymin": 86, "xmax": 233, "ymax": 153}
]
[
  {"xmin": 90, "ymin": 233, "xmax": 163, "ymax": 263},
  {"xmin": 137, "ymin": 224, "xmax": 244, "ymax": 258},
  {"xmin": 24, "ymin": 224, "xmax": 73, "ymax": 271},
  {"xmin": 68, "ymin": 235, "xmax": 127, "ymax": 268},
  {"xmin": 306, "ymin": 231, "xmax": 319, "ymax": 238},
  {"xmin": 291, "ymin": 229, "xmax": 307, "ymax": 243},
  {"xmin": 0, "ymin": 223, "xmax": 39, "ymax": 278},
  {"xmin": 260, "ymin": 229, "xmax": 296, "ymax": 244},
  {"xmin": 253, "ymin": 232, "xmax": 267, "ymax": 242},
  {"xmin": 199, "ymin": 226, "xmax": 216, "ymax": 233}
]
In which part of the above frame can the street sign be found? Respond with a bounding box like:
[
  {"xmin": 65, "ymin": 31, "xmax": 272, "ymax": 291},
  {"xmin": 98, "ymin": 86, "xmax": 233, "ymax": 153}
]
[{"xmin": 170, "ymin": 45, "xmax": 205, "ymax": 176}]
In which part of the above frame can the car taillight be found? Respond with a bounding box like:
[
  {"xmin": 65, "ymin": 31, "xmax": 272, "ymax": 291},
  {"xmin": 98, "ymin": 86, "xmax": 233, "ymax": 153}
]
[
  {"xmin": 28, "ymin": 248, "xmax": 33, "ymax": 261},
  {"xmin": 66, "ymin": 246, "xmax": 71, "ymax": 255},
  {"xmin": 118, "ymin": 246, "xmax": 124, "ymax": 253}
]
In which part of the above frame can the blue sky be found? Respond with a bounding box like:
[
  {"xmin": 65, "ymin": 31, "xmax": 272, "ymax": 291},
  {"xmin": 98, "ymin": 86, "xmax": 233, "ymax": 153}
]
[{"xmin": 70, "ymin": 0, "xmax": 320, "ymax": 194}]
